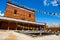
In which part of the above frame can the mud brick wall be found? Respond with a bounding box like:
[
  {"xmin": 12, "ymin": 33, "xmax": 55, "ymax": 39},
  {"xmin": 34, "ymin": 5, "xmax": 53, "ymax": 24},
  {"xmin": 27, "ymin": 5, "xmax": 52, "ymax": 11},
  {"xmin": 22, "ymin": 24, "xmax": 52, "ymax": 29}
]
[{"xmin": 4, "ymin": 4, "xmax": 35, "ymax": 22}]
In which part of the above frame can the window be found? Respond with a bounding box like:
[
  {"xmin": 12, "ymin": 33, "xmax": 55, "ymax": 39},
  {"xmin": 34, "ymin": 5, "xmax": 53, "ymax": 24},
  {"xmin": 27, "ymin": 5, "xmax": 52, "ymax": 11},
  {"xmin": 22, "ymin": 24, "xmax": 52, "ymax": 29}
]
[
  {"xmin": 14, "ymin": 10, "xmax": 17, "ymax": 14},
  {"xmin": 29, "ymin": 14, "xmax": 31, "ymax": 17}
]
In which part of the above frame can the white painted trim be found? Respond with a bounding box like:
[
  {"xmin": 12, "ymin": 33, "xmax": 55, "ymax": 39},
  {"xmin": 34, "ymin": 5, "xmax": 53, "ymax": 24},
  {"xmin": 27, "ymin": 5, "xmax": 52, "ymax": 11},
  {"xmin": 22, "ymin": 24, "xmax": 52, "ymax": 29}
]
[
  {"xmin": 7, "ymin": 3, "xmax": 34, "ymax": 13},
  {"xmin": 0, "ymin": 16, "xmax": 45, "ymax": 25}
]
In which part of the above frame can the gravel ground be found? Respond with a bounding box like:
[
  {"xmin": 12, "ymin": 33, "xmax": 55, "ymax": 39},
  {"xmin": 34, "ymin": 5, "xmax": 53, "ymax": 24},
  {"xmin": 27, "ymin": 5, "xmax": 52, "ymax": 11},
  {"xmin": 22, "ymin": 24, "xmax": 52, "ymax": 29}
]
[{"xmin": 0, "ymin": 30, "xmax": 60, "ymax": 40}]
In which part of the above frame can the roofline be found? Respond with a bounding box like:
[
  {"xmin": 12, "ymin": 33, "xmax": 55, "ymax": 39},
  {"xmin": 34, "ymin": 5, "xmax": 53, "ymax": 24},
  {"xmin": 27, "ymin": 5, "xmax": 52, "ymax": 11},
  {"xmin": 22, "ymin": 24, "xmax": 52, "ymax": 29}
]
[
  {"xmin": 7, "ymin": 2, "xmax": 35, "ymax": 13},
  {"xmin": 0, "ymin": 16, "xmax": 46, "ymax": 25}
]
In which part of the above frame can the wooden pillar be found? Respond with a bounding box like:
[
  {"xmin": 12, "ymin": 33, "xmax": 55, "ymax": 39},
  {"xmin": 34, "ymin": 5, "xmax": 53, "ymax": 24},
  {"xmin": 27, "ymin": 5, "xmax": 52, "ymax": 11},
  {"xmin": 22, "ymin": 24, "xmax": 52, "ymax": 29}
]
[
  {"xmin": 16, "ymin": 22, "xmax": 18, "ymax": 31},
  {"xmin": 32, "ymin": 24, "xmax": 35, "ymax": 31},
  {"xmin": 7, "ymin": 21, "xmax": 11, "ymax": 30},
  {"xmin": 22, "ymin": 23, "xmax": 24, "ymax": 30},
  {"xmin": 28, "ymin": 24, "xmax": 29, "ymax": 31},
  {"xmin": 0, "ymin": 20, "xmax": 2, "ymax": 27},
  {"xmin": 36, "ymin": 25, "xmax": 38, "ymax": 31}
]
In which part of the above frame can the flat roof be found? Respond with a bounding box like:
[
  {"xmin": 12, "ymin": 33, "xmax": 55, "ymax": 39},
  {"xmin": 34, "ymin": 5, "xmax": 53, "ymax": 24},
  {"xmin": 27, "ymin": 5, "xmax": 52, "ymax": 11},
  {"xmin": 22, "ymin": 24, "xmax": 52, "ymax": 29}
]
[
  {"xmin": 0, "ymin": 16, "xmax": 45, "ymax": 25},
  {"xmin": 7, "ymin": 2, "xmax": 35, "ymax": 12}
]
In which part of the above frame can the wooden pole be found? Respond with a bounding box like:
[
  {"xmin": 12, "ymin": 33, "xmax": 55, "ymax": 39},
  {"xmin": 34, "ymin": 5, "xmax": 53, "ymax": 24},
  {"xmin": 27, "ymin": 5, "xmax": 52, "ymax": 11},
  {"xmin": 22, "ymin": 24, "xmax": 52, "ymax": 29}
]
[
  {"xmin": 8, "ymin": 21, "xmax": 10, "ymax": 30},
  {"xmin": 8, "ymin": 0, "xmax": 10, "ymax": 2},
  {"xmin": 16, "ymin": 22, "xmax": 17, "ymax": 31},
  {"xmin": 8, "ymin": 26, "xmax": 9, "ymax": 30},
  {"xmin": 28, "ymin": 24, "xmax": 29, "ymax": 31}
]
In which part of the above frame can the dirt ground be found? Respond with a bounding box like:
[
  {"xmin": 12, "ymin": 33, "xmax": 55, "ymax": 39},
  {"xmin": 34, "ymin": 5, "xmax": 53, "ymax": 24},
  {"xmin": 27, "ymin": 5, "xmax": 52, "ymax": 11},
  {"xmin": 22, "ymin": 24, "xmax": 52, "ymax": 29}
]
[{"xmin": 0, "ymin": 30, "xmax": 60, "ymax": 40}]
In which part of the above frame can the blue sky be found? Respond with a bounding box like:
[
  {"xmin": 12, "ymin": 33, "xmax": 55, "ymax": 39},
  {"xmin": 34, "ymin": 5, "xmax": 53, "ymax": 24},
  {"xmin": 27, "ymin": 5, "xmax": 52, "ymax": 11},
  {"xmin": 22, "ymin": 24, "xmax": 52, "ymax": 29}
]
[{"xmin": 0, "ymin": 0, "xmax": 60, "ymax": 24}]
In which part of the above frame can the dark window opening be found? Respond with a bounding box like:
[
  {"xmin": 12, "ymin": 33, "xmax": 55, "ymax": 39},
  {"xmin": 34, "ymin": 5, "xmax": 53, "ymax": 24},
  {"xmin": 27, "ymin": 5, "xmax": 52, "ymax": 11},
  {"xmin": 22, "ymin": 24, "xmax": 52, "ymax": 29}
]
[
  {"xmin": 14, "ymin": 10, "xmax": 17, "ymax": 14},
  {"xmin": 29, "ymin": 14, "xmax": 31, "ymax": 17}
]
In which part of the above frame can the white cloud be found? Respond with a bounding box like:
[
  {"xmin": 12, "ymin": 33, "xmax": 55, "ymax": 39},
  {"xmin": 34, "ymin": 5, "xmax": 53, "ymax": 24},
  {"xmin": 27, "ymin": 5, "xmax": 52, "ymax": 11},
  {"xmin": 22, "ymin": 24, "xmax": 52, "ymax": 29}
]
[
  {"xmin": 0, "ymin": 13, "xmax": 4, "ymax": 16},
  {"xmin": 44, "ymin": 0, "xmax": 47, "ymax": 5},
  {"xmin": 0, "ymin": 10, "xmax": 4, "ymax": 16},
  {"xmin": 51, "ymin": 0, "xmax": 58, "ymax": 6},
  {"xmin": 44, "ymin": 0, "xmax": 59, "ymax": 6},
  {"xmin": 0, "ymin": 11, "xmax": 1, "ymax": 13},
  {"xmin": 44, "ymin": 0, "xmax": 49, "ymax": 6}
]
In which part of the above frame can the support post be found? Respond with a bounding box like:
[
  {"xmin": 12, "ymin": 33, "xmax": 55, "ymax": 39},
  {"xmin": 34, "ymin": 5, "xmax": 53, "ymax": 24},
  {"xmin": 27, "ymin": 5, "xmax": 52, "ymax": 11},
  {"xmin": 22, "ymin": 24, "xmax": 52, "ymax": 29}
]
[
  {"xmin": 8, "ymin": 21, "xmax": 10, "ymax": 30},
  {"xmin": 16, "ymin": 22, "xmax": 18, "ymax": 31}
]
